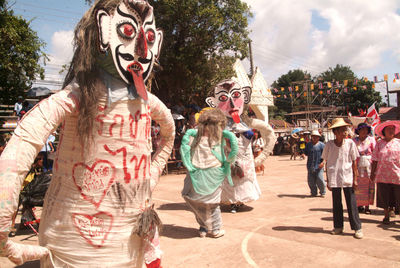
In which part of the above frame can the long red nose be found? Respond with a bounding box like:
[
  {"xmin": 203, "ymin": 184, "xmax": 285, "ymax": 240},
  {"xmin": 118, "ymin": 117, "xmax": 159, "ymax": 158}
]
[{"xmin": 135, "ymin": 27, "xmax": 148, "ymax": 58}]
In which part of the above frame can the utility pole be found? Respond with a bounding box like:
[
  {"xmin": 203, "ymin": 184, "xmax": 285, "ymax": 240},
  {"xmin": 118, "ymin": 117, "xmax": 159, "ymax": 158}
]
[
  {"xmin": 385, "ymin": 79, "xmax": 390, "ymax": 107},
  {"xmin": 290, "ymin": 78, "xmax": 312, "ymax": 129},
  {"xmin": 374, "ymin": 79, "xmax": 391, "ymax": 106},
  {"xmin": 248, "ymin": 40, "xmax": 254, "ymax": 77}
]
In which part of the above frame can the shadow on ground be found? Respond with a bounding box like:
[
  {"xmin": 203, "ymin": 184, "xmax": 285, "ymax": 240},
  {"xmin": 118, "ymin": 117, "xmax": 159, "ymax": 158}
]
[
  {"xmin": 272, "ymin": 225, "xmax": 354, "ymax": 237},
  {"xmin": 272, "ymin": 226, "xmax": 331, "ymax": 234},
  {"xmin": 161, "ymin": 224, "xmax": 198, "ymax": 239},
  {"xmin": 157, "ymin": 202, "xmax": 190, "ymax": 211},
  {"xmin": 16, "ymin": 260, "xmax": 40, "ymax": 268},
  {"xmin": 277, "ymin": 194, "xmax": 310, "ymax": 199},
  {"xmin": 309, "ymin": 208, "xmax": 332, "ymax": 213},
  {"xmin": 220, "ymin": 204, "xmax": 254, "ymax": 213}
]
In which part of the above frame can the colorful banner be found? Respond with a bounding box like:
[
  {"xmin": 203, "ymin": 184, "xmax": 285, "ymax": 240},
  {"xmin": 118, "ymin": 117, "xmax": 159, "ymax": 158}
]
[{"xmin": 270, "ymin": 73, "xmax": 400, "ymax": 100}]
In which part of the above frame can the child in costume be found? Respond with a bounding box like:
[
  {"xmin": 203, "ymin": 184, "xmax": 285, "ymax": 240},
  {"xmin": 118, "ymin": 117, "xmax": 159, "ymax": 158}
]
[
  {"xmin": 181, "ymin": 109, "xmax": 238, "ymax": 238},
  {"xmin": 206, "ymin": 79, "xmax": 275, "ymax": 213},
  {"xmin": 0, "ymin": 1, "xmax": 174, "ymax": 267}
]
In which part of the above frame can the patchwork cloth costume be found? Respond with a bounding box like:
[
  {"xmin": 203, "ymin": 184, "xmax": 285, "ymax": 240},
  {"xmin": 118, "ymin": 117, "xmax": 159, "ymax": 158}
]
[
  {"xmin": 206, "ymin": 79, "xmax": 276, "ymax": 204},
  {"xmin": 0, "ymin": 1, "xmax": 174, "ymax": 267},
  {"xmin": 181, "ymin": 129, "xmax": 238, "ymax": 233}
]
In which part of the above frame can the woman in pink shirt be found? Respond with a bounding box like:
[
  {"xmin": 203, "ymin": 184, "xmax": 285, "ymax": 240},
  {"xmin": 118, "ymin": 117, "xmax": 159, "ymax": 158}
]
[
  {"xmin": 353, "ymin": 123, "xmax": 376, "ymax": 214},
  {"xmin": 371, "ymin": 121, "xmax": 400, "ymax": 224}
]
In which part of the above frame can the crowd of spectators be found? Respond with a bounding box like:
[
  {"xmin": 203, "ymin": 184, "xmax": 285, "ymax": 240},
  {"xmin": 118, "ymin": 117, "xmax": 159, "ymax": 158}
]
[{"xmin": 151, "ymin": 100, "xmax": 202, "ymax": 170}]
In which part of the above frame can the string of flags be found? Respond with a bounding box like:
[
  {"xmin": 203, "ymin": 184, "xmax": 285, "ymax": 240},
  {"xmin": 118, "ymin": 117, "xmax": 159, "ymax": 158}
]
[{"xmin": 272, "ymin": 73, "xmax": 400, "ymax": 99}]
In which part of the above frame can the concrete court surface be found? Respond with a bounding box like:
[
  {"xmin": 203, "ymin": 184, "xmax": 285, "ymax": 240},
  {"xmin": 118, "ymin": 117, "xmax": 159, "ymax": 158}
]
[{"xmin": 2, "ymin": 155, "xmax": 399, "ymax": 267}]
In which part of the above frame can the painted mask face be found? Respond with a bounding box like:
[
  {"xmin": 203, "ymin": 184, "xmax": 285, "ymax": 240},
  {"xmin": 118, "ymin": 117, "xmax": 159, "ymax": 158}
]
[
  {"xmin": 206, "ymin": 79, "xmax": 252, "ymax": 123},
  {"xmin": 96, "ymin": 0, "xmax": 163, "ymax": 100}
]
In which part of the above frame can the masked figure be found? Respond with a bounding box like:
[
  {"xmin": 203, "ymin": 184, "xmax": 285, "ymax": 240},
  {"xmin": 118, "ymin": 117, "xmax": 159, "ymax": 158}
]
[
  {"xmin": 206, "ymin": 79, "xmax": 276, "ymax": 212},
  {"xmin": 0, "ymin": 1, "xmax": 174, "ymax": 267}
]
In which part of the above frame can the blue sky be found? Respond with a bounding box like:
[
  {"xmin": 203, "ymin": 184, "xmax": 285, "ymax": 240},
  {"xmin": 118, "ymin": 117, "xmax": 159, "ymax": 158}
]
[{"xmin": 12, "ymin": 0, "xmax": 399, "ymax": 106}]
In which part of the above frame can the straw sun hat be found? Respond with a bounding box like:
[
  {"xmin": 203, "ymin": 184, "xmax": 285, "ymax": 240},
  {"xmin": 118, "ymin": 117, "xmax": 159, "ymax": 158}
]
[
  {"xmin": 328, "ymin": 118, "xmax": 350, "ymax": 129},
  {"xmin": 310, "ymin": 130, "xmax": 321, "ymax": 137}
]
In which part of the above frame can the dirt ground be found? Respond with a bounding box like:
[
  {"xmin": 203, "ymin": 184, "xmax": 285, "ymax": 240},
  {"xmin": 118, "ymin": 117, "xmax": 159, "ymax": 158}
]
[{"xmin": 2, "ymin": 155, "xmax": 400, "ymax": 267}]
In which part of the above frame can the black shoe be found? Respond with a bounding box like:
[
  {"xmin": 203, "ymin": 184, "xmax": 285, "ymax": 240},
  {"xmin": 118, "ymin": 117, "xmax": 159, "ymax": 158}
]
[
  {"xmin": 382, "ymin": 217, "xmax": 390, "ymax": 224},
  {"xmin": 230, "ymin": 204, "xmax": 239, "ymax": 213}
]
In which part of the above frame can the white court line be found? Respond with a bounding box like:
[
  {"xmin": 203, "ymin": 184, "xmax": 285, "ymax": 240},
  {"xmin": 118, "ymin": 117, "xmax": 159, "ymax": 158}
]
[
  {"xmin": 241, "ymin": 225, "xmax": 264, "ymax": 268},
  {"xmin": 240, "ymin": 212, "xmax": 400, "ymax": 267}
]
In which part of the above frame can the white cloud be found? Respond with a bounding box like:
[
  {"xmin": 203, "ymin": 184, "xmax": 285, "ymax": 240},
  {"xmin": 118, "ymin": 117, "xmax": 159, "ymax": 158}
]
[
  {"xmin": 242, "ymin": 0, "xmax": 400, "ymax": 85},
  {"xmin": 49, "ymin": 30, "xmax": 74, "ymax": 65},
  {"xmin": 38, "ymin": 30, "xmax": 74, "ymax": 88}
]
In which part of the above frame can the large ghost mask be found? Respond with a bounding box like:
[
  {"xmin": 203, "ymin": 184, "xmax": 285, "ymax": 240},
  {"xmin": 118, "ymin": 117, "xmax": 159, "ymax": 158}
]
[
  {"xmin": 96, "ymin": 0, "xmax": 163, "ymax": 100},
  {"xmin": 206, "ymin": 79, "xmax": 252, "ymax": 123}
]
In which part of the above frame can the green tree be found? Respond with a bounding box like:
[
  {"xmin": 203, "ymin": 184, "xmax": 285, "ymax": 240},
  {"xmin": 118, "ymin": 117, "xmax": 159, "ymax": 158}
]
[
  {"xmin": 0, "ymin": 1, "xmax": 46, "ymax": 104},
  {"xmin": 271, "ymin": 69, "xmax": 311, "ymax": 115},
  {"xmin": 149, "ymin": 0, "xmax": 252, "ymax": 105},
  {"xmin": 318, "ymin": 64, "xmax": 382, "ymax": 115}
]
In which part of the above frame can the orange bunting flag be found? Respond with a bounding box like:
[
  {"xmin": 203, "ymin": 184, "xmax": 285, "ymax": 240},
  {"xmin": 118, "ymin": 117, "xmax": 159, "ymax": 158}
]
[
  {"xmin": 384, "ymin": 74, "xmax": 388, "ymax": 81},
  {"xmin": 353, "ymin": 87, "xmax": 357, "ymax": 91},
  {"xmin": 281, "ymin": 87, "xmax": 284, "ymax": 91},
  {"xmin": 319, "ymin": 90, "xmax": 323, "ymax": 95},
  {"xmin": 295, "ymin": 86, "xmax": 299, "ymax": 91},
  {"xmin": 304, "ymin": 92, "xmax": 307, "ymax": 96},
  {"xmin": 335, "ymin": 89, "xmax": 339, "ymax": 93},
  {"xmin": 344, "ymin": 80, "xmax": 348, "ymax": 86},
  {"xmin": 327, "ymin": 82, "xmax": 332, "ymax": 88},
  {"xmin": 393, "ymin": 79, "xmax": 397, "ymax": 83},
  {"xmin": 310, "ymin": 84, "xmax": 314, "ymax": 90},
  {"xmin": 372, "ymin": 83, "xmax": 375, "ymax": 89}
]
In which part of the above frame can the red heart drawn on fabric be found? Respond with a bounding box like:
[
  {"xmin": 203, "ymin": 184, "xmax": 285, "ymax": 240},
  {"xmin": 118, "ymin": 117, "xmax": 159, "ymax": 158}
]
[
  {"xmin": 72, "ymin": 160, "xmax": 116, "ymax": 208},
  {"xmin": 72, "ymin": 212, "xmax": 114, "ymax": 248}
]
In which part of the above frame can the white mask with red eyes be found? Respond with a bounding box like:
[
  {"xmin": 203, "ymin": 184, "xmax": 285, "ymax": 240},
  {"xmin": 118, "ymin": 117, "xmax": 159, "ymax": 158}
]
[
  {"xmin": 96, "ymin": 0, "xmax": 163, "ymax": 100},
  {"xmin": 206, "ymin": 79, "xmax": 252, "ymax": 123}
]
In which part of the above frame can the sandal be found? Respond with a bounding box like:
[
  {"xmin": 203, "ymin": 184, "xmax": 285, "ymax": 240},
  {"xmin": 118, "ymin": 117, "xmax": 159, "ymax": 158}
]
[
  {"xmin": 365, "ymin": 209, "xmax": 371, "ymax": 214},
  {"xmin": 382, "ymin": 217, "xmax": 390, "ymax": 224}
]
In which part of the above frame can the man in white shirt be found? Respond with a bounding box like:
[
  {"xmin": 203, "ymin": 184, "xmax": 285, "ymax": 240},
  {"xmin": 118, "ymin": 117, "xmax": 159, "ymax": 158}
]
[
  {"xmin": 13, "ymin": 96, "xmax": 23, "ymax": 116},
  {"xmin": 320, "ymin": 118, "xmax": 363, "ymax": 239}
]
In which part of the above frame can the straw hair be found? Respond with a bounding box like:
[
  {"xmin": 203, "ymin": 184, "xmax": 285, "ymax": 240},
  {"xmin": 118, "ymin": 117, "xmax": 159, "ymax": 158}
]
[
  {"xmin": 63, "ymin": 0, "xmax": 122, "ymax": 146},
  {"xmin": 191, "ymin": 109, "xmax": 226, "ymax": 152}
]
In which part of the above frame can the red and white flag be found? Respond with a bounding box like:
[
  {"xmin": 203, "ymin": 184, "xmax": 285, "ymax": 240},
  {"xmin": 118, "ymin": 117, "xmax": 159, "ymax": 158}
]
[{"xmin": 366, "ymin": 102, "xmax": 380, "ymax": 128}]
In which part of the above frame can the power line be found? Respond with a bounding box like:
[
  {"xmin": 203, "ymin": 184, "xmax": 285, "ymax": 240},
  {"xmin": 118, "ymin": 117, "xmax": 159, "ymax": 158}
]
[
  {"xmin": 252, "ymin": 48, "xmax": 321, "ymax": 74},
  {"xmin": 259, "ymin": 46, "xmax": 326, "ymax": 70},
  {"xmin": 17, "ymin": 15, "xmax": 77, "ymax": 26},
  {"xmin": 252, "ymin": 46, "xmax": 325, "ymax": 74},
  {"xmin": 15, "ymin": 1, "xmax": 84, "ymax": 16},
  {"xmin": 14, "ymin": 7, "xmax": 80, "ymax": 21},
  {"xmin": 252, "ymin": 49, "xmax": 321, "ymax": 74}
]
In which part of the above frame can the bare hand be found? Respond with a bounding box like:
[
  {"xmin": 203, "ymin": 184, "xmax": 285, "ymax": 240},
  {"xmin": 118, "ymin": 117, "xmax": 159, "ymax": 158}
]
[{"xmin": 353, "ymin": 180, "xmax": 358, "ymax": 190}]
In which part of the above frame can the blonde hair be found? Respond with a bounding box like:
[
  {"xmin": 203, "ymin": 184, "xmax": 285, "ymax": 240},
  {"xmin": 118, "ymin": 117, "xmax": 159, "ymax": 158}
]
[{"xmin": 191, "ymin": 109, "xmax": 226, "ymax": 152}]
